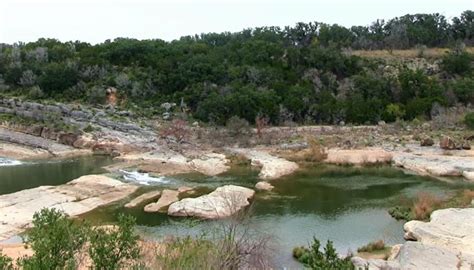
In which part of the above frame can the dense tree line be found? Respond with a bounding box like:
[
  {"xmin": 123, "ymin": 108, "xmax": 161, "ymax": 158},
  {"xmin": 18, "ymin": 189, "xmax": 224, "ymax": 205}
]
[{"xmin": 0, "ymin": 11, "xmax": 473, "ymax": 125}]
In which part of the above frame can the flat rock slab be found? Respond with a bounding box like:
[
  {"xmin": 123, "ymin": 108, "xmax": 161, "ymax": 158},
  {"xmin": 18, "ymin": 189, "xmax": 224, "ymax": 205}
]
[
  {"xmin": 0, "ymin": 175, "xmax": 138, "ymax": 241},
  {"xmin": 124, "ymin": 190, "xmax": 162, "ymax": 208},
  {"xmin": 325, "ymin": 148, "xmax": 393, "ymax": 165},
  {"xmin": 393, "ymin": 153, "xmax": 474, "ymax": 180},
  {"xmin": 168, "ymin": 185, "xmax": 255, "ymax": 219},
  {"xmin": 229, "ymin": 148, "xmax": 298, "ymax": 180},
  {"xmin": 144, "ymin": 189, "xmax": 179, "ymax": 212},
  {"xmin": 404, "ymin": 208, "xmax": 474, "ymax": 254}
]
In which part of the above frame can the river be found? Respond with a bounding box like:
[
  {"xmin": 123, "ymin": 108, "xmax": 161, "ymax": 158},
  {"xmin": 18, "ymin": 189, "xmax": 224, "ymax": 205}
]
[{"xmin": 1, "ymin": 157, "xmax": 471, "ymax": 267}]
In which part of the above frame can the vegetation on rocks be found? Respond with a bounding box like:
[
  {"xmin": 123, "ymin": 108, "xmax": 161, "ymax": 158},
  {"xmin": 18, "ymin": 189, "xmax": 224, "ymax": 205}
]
[{"xmin": 293, "ymin": 237, "xmax": 354, "ymax": 269}]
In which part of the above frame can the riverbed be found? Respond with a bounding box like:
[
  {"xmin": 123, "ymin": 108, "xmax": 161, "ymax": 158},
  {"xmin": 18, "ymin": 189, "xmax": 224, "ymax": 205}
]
[{"xmin": 1, "ymin": 157, "xmax": 472, "ymax": 267}]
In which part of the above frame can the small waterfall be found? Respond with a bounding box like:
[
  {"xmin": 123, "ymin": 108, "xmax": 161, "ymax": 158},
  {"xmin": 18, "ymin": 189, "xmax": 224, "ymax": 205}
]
[
  {"xmin": 119, "ymin": 170, "xmax": 170, "ymax": 185},
  {"xmin": 0, "ymin": 157, "xmax": 23, "ymax": 167}
]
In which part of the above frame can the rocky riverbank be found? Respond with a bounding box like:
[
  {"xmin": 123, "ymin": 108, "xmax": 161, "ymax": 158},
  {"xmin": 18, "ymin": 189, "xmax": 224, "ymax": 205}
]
[
  {"xmin": 0, "ymin": 175, "xmax": 138, "ymax": 242},
  {"xmin": 352, "ymin": 208, "xmax": 474, "ymax": 269}
]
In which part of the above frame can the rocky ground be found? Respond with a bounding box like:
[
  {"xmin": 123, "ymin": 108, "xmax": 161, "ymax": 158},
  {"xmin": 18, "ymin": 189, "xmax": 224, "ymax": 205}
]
[{"xmin": 1, "ymin": 97, "xmax": 474, "ymax": 268}]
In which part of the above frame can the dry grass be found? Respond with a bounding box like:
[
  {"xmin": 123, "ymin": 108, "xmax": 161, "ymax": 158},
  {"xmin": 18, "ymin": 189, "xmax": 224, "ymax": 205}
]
[
  {"xmin": 352, "ymin": 47, "xmax": 474, "ymax": 60},
  {"xmin": 357, "ymin": 240, "xmax": 386, "ymax": 253},
  {"xmin": 412, "ymin": 192, "xmax": 443, "ymax": 220}
]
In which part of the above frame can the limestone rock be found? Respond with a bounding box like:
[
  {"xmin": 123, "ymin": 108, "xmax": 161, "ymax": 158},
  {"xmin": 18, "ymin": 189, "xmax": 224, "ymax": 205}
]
[
  {"xmin": 462, "ymin": 141, "xmax": 472, "ymax": 150},
  {"xmin": 463, "ymin": 171, "xmax": 474, "ymax": 181},
  {"xmin": 403, "ymin": 208, "xmax": 474, "ymax": 254},
  {"xmin": 420, "ymin": 137, "xmax": 434, "ymax": 147},
  {"xmin": 255, "ymin": 181, "xmax": 274, "ymax": 191},
  {"xmin": 189, "ymin": 153, "xmax": 230, "ymax": 176},
  {"xmin": 168, "ymin": 185, "xmax": 255, "ymax": 219},
  {"xmin": 440, "ymin": 136, "xmax": 456, "ymax": 150},
  {"xmin": 0, "ymin": 175, "xmax": 138, "ymax": 241},
  {"xmin": 229, "ymin": 148, "xmax": 298, "ymax": 180},
  {"xmin": 177, "ymin": 186, "xmax": 194, "ymax": 193},
  {"xmin": 124, "ymin": 190, "xmax": 161, "ymax": 208},
  {"xmin": 393, "ymin": 153, "xmax": 474, "ymax": 177},
  {"xmin": 325, "ymin": 148, "xmax": 392, "ymax": 165},
  {"xmin": 144, "ymin": 189, "xmax": 179, "ymax": 212}
]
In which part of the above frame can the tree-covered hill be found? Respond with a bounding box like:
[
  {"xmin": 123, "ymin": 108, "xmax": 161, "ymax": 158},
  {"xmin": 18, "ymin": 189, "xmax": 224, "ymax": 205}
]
[{"xmin": 0, "ymin": 10, "xmax": 473, "ymax": 125}]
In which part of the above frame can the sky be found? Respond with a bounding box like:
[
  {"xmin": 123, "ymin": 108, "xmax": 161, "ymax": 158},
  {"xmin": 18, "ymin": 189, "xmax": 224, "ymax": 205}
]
[{"xmin": 1, "ymin": 0, "xmax": 473, "ymax": 44}]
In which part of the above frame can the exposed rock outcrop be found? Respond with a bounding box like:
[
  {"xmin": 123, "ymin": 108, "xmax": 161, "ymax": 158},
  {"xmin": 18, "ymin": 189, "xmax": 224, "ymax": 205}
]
[
  {"xmin": 352, "ymin": 208, "xmax": 474, "ymax": 270},
  {"xmin": 168, "ymin": 185, "xmax": 255, "ymax": 219},
  {"xmin": 144, "ymin": 189, "xmax": 180, "ymax": 212},
  {"xmin": 255, "ymin": 181, "xmax": 274, "ymax": 191},
  {"xmin": 124, "ymin": 190, "xmax": 161, "ymax": 208},
  {"xmin": 189, "ymin": 153, "xmax": 230, "ymax": 176},
  {"xmin": 229, "ymin": 148, "xmax": 298, "ymax": 179},
  {"xmin": 325, "ymin": 148, "xmax": 393, "ymax": 165},
  {"xmin": 0, "ymin": 175, "xmax": 138, "ymax": 241}
]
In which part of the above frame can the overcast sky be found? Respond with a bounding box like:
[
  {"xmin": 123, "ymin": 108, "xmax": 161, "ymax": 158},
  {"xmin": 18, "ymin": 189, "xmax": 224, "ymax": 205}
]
[{"xmin": 1, "ymin": 0, "xmax": 472, "ymax": 44}]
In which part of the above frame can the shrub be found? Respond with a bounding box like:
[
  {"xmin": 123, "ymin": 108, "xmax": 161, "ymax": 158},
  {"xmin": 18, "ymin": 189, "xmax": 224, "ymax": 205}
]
[
  {"xmin": 412, "ymin": 192, "xmax": 442, "ymax": 220},
  {"xmin": 388, "ymin": 205, "xmax": 412, "ymax": 220},
  {"xmin": 441, "ymin": 51, "xmax": 473, "ymax": 75},
  {"xmin": 88, "ymin": 214, "xmax": 140, "ymax": 270},
  {"xmin": 28, "ymin": 86, "xmax": 45, "ymax": 100},
  {"xmin": 357, "ymin": 240, "xmax": 385, "ymax": 253},
  {"xmin": 159, "ymin": 119, "xmax": 189, "ymax": 143},
  {"xmin": 0, "ymin": 252, "xmax": 13, "ymax": 270},
  {"xmin": 226, "ymin": 116, "xmax": 251, "ymax": 137},
  {"xmin": 293, "ymin": 237, "xmax": 354, "ymax": 269},
  {"xmin": 464, "ymin": 112, "xmax": 474, "ymax": 130},
  {"xmin": 306, "ymin": 137, "xmax": 328, "ymax": 162},
  {"xmin": 18, "ymin": 208, "xmax": 88, "ymax": 270}
]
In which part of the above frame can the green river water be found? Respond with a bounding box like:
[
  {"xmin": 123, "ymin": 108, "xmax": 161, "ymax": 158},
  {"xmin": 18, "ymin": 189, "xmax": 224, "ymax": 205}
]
[{"xmin": 1, "ymin": 156, "xmax": 472, "ymax": 268}]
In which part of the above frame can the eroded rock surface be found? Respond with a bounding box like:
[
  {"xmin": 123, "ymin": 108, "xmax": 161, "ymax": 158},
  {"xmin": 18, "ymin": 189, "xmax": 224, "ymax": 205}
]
[
  {"xmin": 352, "ymin": 208, "xmax": 474, "ymax": 270},
  {"xmin": 124, "ymin": 190, "xmax": 162, "ymax": 208},
  {"xmin": 325, "ymin": 148, "xmax": 393, "ymax": 165},
  {"xmin": 168, "ymin": 185, "xmax": 255, "ymax": 219},
  {"xmin": 0, "ymin": 175, "xmax": 138, "ymax": 241},
  {"xmin": 144, "ymin": 189, "xmax": 180, "ymax": 212},
  {"xmin": 229, "ymin": 148, "xmax": 298, "ymax": 179}
]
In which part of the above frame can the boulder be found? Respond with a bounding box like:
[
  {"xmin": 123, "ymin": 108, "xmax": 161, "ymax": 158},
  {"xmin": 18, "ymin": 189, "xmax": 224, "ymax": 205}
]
[
  {"xmin": 463, "ymin": 171, "xmax": 474, "ymax": 181},
  {"xmin": 439, "ymin": 136, "xmax": 456, "ymax": 150},
  {"xmin": 420, "ymin": 137, "xmax": 434, "ymax": 147},
  {"xmin": 462, "ymin": 141, "xmax": 472, "ymax": 150},
  {"xmin": 125, "ymin": 190, "xmax": 161, "ymax": 208},
  {"xmin": 58, "ymin": 133, "xmax": 80, "ymax": 146},
  {"xmin": 189, "ymin": 153, "xmax": 230, "ymax": 176},
  {"xmin": 255, "ymin": 181, "xmax": 274, "ymax": 191},
  {"xmin": 144, "ymin": 189, "xmax": 179, "ymax": 212},
  {"xmin": 168, "ymin": 185, "xmax": 255, "ymax": 219}
]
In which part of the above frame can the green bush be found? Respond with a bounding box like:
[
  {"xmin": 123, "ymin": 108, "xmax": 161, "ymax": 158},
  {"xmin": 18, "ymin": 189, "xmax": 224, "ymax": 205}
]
[
  {"xmin": 88, "ymin": 214, "xmax": 140, "ymax": 270},
  {"xmin": 18, "ymin": 208, "xmax": 88, "ymax": 270},
  {"xmin": 388, "ymin": 206, "xmax": 413, "ymax": 220},
  {"xmin": 292, "ymin": 237, "xmax": 354, "ymax": 269},
  {"xmin": 464, "ymin": 112, "xmax": 474, "ymax": 130},
  {"xmin": 442, "ymin": 51, "xmax": 473, "ymax": 75},
  {"xmin": 0, "ymin": 252, "xmax": 13, "ymax": 270}
]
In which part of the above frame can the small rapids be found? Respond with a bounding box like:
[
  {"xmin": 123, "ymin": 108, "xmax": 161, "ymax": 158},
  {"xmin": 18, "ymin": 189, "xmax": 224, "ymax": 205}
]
[
  {"xmin": 0, "ymin": 157, "xmax": 23, "ymax": 167},
  {"xmin": 120, "ymin": 170, "xmax": 170, "ymax": 185}
]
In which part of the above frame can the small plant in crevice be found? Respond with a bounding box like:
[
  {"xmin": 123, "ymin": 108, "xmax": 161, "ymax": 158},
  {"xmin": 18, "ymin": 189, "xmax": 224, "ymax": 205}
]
[{"xmin": 293, "ymin": 237, "xmax": 354, "ymax": 269}]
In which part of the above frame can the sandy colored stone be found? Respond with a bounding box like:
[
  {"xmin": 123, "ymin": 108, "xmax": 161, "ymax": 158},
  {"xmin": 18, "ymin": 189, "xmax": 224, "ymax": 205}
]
[
  {"xmin": 124, "ymin": 190, "xmax": 161, "ymax": 208},
  {"xmin": 229, "ymin": 148, "xmax": 298, "ymax": 180},
  {"xmin": 168, "ymin": 185, "xmax": 255, "ymax": 219},
  {"xmin": 144, "ymin": 189, "xmax": 179, "ymax": 212},
  {"xmin": 463, "ymin": 171, "xmax": 474, "ymax": 181},
  {"xmin": 255, "ymin": 181, "xmax": 274, "ymax": 191},
  {"xmin": 0, "ymin": 142, "xmax": 51, "ymax": 160},
  {"xmin": 0, "ymin": 175, "xmax": 138, "ymax": 241},
  {"xmin": 177, "ymin": 186, "xmax": 194, "ymax": 193},
  {"xmin": 189, "ymin": 153, "xmax": 230, "ymax": 176},
  {"xmin": 325, "ymin": 148, "xmax": 392, "ymax": 165},
  {"xmin": 393, "ymin": 153, "xmax": 474, "ymax": 178}
]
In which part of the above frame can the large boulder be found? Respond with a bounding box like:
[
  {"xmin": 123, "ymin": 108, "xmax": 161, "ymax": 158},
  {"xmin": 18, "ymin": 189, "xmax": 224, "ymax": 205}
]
[
  {"xmin": 144, "ymin": 189, "xmax": 179, "ymax": 212},
  {"xmin": 168, "ymin": 185, "xmax": 255, "ymax": 219},
  {"xmin": 439, "ymin": 136, "xmax": 456, "ymax": 150},
  {"xmin": 325, "ymin": 148, "xmax": 392, "ymax": 165}
]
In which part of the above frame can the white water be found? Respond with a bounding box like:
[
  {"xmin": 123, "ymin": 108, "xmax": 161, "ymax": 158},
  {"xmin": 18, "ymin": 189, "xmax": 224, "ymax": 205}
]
[
  {"xmin": 120, "ymin": 170, "xmax": 170, "ymax": 185},
  {"xmin": 0, "ymin": 157, "xmax": 23, "ymax": 167}
]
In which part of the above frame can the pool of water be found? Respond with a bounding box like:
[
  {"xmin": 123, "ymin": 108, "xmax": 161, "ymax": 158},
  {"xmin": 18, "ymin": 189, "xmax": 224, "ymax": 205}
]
[
  {"xmin": 0, "ymin": 155, "xmax": 113, "ymax": 195},
  {"xmin": 2, "ymin": 157, "xmax": 472, "ymax": 267},
  {"xmin": 83, "ymin": 165, "xmax": 473, "ymax": 268}
]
